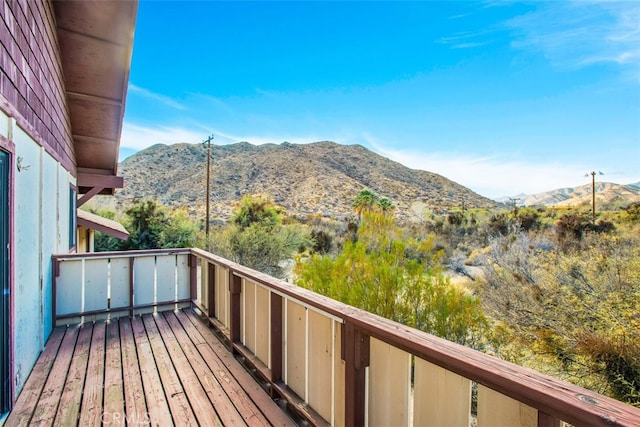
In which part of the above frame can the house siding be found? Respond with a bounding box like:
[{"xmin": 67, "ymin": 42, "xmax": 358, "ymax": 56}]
[
  {"xmin": 0, "ymin": 0, "xmax": 74, "ymax": 173},
  {"xmin": 0, "ymin": 0, "xmax": 76, "ymax": 397},
  {"xmin": 11, "ymin": 123, "xmax": 72, "ymax": 395}
]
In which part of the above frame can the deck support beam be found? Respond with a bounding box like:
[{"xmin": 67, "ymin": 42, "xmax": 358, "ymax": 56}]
[{"xmin": 76, "ymin": 185, "xmax": 104, "ymax": 207}]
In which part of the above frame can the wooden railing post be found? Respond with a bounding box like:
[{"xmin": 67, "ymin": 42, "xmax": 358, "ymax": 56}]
[
  {"xmin": 270, "ymin": 293, "xmax": 283, "ymax": 382},
  {"xmin": 343, "ymin": 321, "xmax": 370, "ymax": 427},
  {"xmin": 128, "ymin": 257, "xmax": 134, "ymax": 318},
  {"xmin": 229, "ymin": 271, "xmax": 242, "ymax": 345},
  {"xmin": 538, "ymin": 411, "xmax": 561, "ymax": 427},
  {"xmin": 189, "ymin": 254, "xmax": 197, "ymax": 304},
  {"xmin": 52, "ymin": 257, "xmax": 60, "ymax": 327},
  {"xmin": 207, "ymin": 263, "xmax": 216, "ymax": 319}
]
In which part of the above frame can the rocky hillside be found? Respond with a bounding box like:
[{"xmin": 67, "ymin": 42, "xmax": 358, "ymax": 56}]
[
  {"xmin": 92, "ymin": 141, "xmax": 496, "ymax": 222},
  {"xmin": 518, "ymin": 182, "xmax": 640, "ymax": 208}
]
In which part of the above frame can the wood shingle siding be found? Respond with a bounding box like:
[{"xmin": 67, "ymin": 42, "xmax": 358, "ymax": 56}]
[{"xmin": 0, "ymin": 0, "xmax": 74, "ymax": 173}]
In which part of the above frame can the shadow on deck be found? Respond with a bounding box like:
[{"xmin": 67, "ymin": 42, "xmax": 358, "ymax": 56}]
[{"xmin": 5, "ymin": 308, "xmax": 295, "ymax": 426}]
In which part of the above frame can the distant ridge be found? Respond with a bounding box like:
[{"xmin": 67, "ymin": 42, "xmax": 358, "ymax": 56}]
[
  {"xmin": 95, "ymin": 141, "xmax": 495, "ymax": 221},
  {"xmin": 518, "ymin": 182, "xmax": 640, "ymax": 208}
]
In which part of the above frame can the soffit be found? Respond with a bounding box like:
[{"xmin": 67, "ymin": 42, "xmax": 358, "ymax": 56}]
[{"xmin": 54, "ymin": 0, "xmax": 137, "ymax": 194}]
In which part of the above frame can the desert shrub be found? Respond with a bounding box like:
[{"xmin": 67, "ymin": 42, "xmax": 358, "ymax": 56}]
[
  {"xmin": 295, "ymin": 212, "xmax": 488, "ymax": 348},
  {"xmin": 479, "ymin": 229, "xmax": 640, "ymax": 405},
  {"xmin": 209, "ymin": 195, "xmax": 312, "ymax": 279},
  {"xmin": 310, "ymin": 229, "xmax": 332, "ymax": 254}
]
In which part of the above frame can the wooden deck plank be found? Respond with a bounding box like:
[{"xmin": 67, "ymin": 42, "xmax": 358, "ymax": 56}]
[
  {"xmin": 140, "ymin": 314, "xmax": 197, "ymax": 427},
  {"xmin": 53, "ymin": 323, "xmax": 93, "ymax": 426},
  {"xmin": 177, "ymin": 310, "xmax": 271, "ymax": 426},
  {"xmin": 79, "ymin": 321, "xmax": 106, "ymax": 427},
  {"xmin": 29, "ymin": 325, "xmax": 80, "ymax": 426},
  {"xmin": 182, "ymin": 309, "xmax": 296, "ymax": 427},
  {"xmin": 8, "ymin": 310, "xmax": 294, "ymax": 427},
  {"xmin": 119, "ymin": 317, "xmax": 149, "ymax": 425},
  {"xmin": 162, "ymin": 311, "xmax": 245, "ymax": 426},
  {"xmin": 154, "ymin": 312, "xmax": 223, "ymax": 427},
  {"xmin": 103, "ymin": 319, "xmax": 125, "ymax": 426},
  {"xmin": 130, "ymin": 316, "xmax": 172, "ymax": 425},
  {"xmin": 4, "ymin": 327, "xmax": 66, "ymax": 427}
]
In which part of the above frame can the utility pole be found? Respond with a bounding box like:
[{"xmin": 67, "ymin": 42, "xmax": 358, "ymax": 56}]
[
  {"xmin": 585, "ymin": 170, "xmax": 604, "ymax": 224},
  {"xmin": 590, "ymin": 171, "xmax": 596, "ymax": 224},
  {"xmin": 507, "ymin": 197, "xmax": 521, "ymax": 212},
  {"xmin": 203, "ymin": 135, "xmax": 214, "ymax": 249}
]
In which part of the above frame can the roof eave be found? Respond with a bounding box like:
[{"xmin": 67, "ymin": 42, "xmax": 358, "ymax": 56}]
[{"xmin": 54, "ymin": 0, "xmax": 138, "ymax": 195}]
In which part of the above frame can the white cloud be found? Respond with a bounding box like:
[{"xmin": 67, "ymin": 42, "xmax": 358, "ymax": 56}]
[
  {"xmin": 438, "ymin": 30, "xmax": 492, "ymax": 49},
  {"xmin": 120, "ymin": 123, "xmax": 205, "ymax": 151},
  {"xmin": 506, "ymin": 1, "xmax": 640, "ymax": 73},
  {"xmin": 370, "ymin": 144, "xmax": 591, "ymax": 198},
  {"xmin": 128, "ymin": 84, "xmax": 187, "ymax": 110},
  {"xmin": 120, "ymin": 121, "xmax": 331, "ymax": 154}
]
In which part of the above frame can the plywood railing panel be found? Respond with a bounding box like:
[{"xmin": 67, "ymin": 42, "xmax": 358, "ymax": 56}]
[
  {"xmin": 109, "ymin": 257, "xmax": 130, "ymax": 308},
  {"xmin": 333, "ymin": 322, "xmax": 346, "ymax": 427},
  {"xmin": 414, "ymin": 357, "xmax": 471, "ymax": 426},
  {"xmin": 195, "ymin": 258, "xmax": 203, "ymax": 308},
  {"xmin": 215, "ymin": 265, "xmax": 229, "ymax": 328},
  {"xmin": 307, "ymin": 310, "xmax": 333, "ymax": 422},
  {"xmin": 199, "ymin": 259, "xmax": 208, "ymax": 311},
  {"xmin": 176, "ymin": 254, "xmax": 190, "ymax": 300},
  {"xmin": 255, "ymin": 285, "xmax": 270, "ymax": 366},
  {"xmin": 156, "ymin": 254, "xmax": 177, "ymax": 303},
  {"xmin": 83, "ymin": 258, "xmax": 109, "ymax": 312},
  {"xmin": 368, "ymin": 337, "xmax": 411, "ymax": 427},
  {"xmin": 133, "ymin": 256, "xmax": 155, "ymax": 306},
  {"xmin": 286, "ymin": 299, "xmax": 306, "ymax": 400},
  {"xmin": 243, "ymin": 279, "xmax": 256, "ymax": 353},
  {"xmin": 478, "ymin": 384, "xmax": 537, "ymax": 427},
  {"xmin": 56, "ymin": 259, "xmax": 83, "ymax": 316}
]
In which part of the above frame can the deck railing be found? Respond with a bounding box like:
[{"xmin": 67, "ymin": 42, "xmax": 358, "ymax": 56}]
[
  {"xmin": 53, "ymin": 249, "xmax": 640, "ymax": 426},
  {"xmin": 53, "ymin": 249, "xmax": 194, "ymax": 326}
]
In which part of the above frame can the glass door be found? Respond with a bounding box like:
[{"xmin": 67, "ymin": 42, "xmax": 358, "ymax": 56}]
[{"xmin": 0, "ymin": 150, "xmax": 9, "ymax": 415}]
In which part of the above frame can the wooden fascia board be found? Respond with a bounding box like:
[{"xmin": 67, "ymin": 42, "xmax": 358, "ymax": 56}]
[{"xmin": 77, "ymin": 173, "xmax": 124, "ymax": 189}]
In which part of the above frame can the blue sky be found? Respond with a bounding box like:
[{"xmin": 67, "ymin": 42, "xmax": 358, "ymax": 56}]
[{"xmin": 121, "ymin": 1, "xmax": 640, "ymax": 198}]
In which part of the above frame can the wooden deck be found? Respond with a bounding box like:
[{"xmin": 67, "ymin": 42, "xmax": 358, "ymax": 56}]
[{"xmin": 5, "ymin": 309, "xmax": 295, "ymax": 427}]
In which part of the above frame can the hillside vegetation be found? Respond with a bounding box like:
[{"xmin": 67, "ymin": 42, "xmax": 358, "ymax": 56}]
[
  {"xmin": 87, "ymin": 141, "xmax": 639, "ymax": 407},
  {"xmin": 89, "ymin": 191, "xmax": 640, "ymax": 407}
]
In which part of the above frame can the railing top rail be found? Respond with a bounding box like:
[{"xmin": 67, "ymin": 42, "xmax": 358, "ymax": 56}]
[
  {"xmin": 53, "ymin": 248, "xmax": 191, "ymax": 261},
  {"xmin": 189, "ymin": 247, "xmax": 640, "ymax": 426},
  {"xmin": 191, "ymin": 247, "xmax": 349, "ymax": 319}
]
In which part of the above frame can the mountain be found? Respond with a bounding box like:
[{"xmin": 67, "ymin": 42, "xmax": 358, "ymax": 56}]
[
  {"xmin": 519, "ymin": 182, "xmax": 640, "ymax": 208},
  {"xmin": 93, "ymin": 141, "xmax": 495, "ymax": 222}
]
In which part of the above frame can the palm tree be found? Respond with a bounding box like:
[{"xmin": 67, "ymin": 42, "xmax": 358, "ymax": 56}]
[
  {"xmin": 353, "ymin": 189, "xmax": 379, "ymax": 221},
  {"xmin": 378, "ymin": 198, "xmax": 395, "ymax": 216}
]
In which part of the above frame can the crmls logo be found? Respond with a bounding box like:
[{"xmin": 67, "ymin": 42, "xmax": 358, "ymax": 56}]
[{"xmin": 101, "ymin": 411, "xmax": 151, "ymax": 425}]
